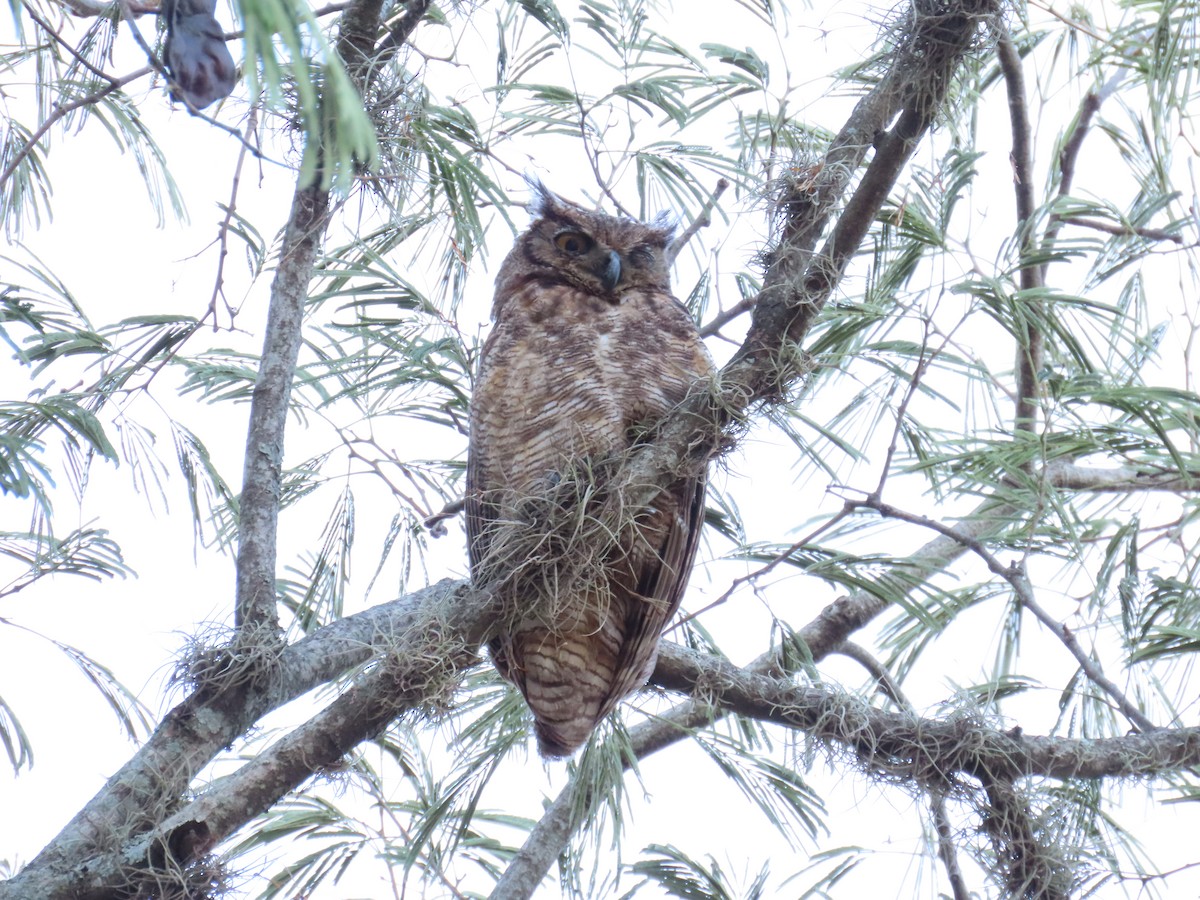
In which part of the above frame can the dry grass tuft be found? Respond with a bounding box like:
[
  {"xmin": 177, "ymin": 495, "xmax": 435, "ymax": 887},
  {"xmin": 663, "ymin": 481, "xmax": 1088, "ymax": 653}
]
[
  {"xmin": 473, "ymin": 454, "xmax": 635, "ymax": 637},
  {"xmin": 132, "ymin": 849, "xmax": 235, "ymax": 900},
  {"xmin": 169, "ymin": 621, "xmax": 286, "ymax": 700}
]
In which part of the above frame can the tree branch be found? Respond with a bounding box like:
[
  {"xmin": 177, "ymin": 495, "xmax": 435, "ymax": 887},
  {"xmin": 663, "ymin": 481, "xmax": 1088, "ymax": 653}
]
[
  {"xmin": 1040, "ymin": 74, "xmax": 1121, "ymax": 269},
  {"xmin": 1060, "ymin": 215, "xmax": 1186, "ymax": 244},
  {"xmin": 0, "ymin": 580, "xmax": 490, "ymax": 900},
  {"xmin": 491, "ymin": 498, "xmax": 1020, "ymax": 897},
  {"xmin": 23, "ymin": 456, "xmax": 1168, "ymax": 898},
  {"xmin": 1039, "ymin": 460, "xmax": 1200, "ymax": 492},
  {"xmin": 489, "ymin": 431, "xmax": 1198, "ymax": 891},
  {"xmin": 851, "ymin": 494, "xmax": 1160, "ymax": 734},
  {"xmin": 0, "ymin": 66, "xmax": 152, "ymax": 194},
  {"xmin": 698, "ymin": 295, "xmax": 756, "ymax": 338},
  {"xmin": 840, "ymin": 640, "xmax": 972, "ymax": 899},
  {"xmin": 22, "ymin": 2, "xmax": 121, "ymax": 85},
  {"xmin": 234, "ymin": 180, "xmax": 331, "ymax": 633},
  {"xmin": 666, "ymin": 177, "xmax": 730, "ymax": 266},
  {"xmin": 372, "ymin": 0, "xmax": 433, "ymax": 66},
  {"xmin": 653, "ymin": 644, "xmax": 1200, "ymax": 779},
  {"xmin": 836, "ymin": 640, "xmax": 909, "ymax": 709},
  {"xmin": 205, "ymin": 106, "xmax": 260, "ymax": 330},
  {"xmin": 979, "ymin": 773, "xmax": 1070, "ymax": 899},
  {"xmin": 932, "ymin": 789, "xmax": 971, "ymax": 900},
  {"xmin": 998, "ymin": 31, "xmax": 1043, "ymax": 434},
  {"xmin": 234, "ymin": 0, "xmax": 403, "ymax": 633}
]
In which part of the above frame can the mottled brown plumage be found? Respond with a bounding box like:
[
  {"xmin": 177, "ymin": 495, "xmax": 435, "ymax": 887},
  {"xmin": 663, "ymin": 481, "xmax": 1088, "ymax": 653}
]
[{"xmin": 466, "ymin": 185, "xmax": 713, "ymax": 757}]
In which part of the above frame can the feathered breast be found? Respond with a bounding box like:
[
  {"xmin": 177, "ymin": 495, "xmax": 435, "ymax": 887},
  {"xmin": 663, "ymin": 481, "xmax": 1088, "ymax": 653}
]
[{"xmin": 467, "ymin": 259, "xmax": 712, "ymax": 757}]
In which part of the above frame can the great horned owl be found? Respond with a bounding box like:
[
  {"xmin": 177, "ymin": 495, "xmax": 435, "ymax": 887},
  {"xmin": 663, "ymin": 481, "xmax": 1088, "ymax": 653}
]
[{"xmin": 466, "ymin": 184, "xmax": 714, "ymax": 758}]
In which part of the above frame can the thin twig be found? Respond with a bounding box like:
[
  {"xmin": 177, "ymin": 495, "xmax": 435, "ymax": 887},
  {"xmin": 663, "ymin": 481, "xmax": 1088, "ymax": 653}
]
[
  {"xmin": 1039, "ymin": 72, "xmax": 1123, "ymax": 276},
  {"xmin": 847, "ymin": 492, "xmax": 1160, "ymax": 734},
  {"xmin": 932, "ymin": 791, "xmax": 971, "ymax": 900},
  {"xmin": 873, "ymin": 322, "xmax": 934, "ymax": 497},
  {"xmin": 836, "ymin": 641, "xmax": 972, "ymax": 899},
  {"xmin": 560, "ymin": 51, "xmax": 634, "ymax": 219},
  {"xmin": 339, "ymin": 434, "xmax": 432, "ymax": 518},
  {"xmin": 206, "ymin": 105, "xmax": 260, "ymax": 330},
  {"xmin": 667, "ymin": 505, "xmax": 855, "ymax": 629},
  {"xmin": 698, "ymin": 295, "xmax": 756, "ymax": 338},
  {"xmin": 666, "ymin": 177, "xmax": 729, "ymax": 265},
  {"xmin": 23, "ymin": 1, "xmax": 121, "ymax": 85},
  {"xmin": 1026, "ymin": 0, "xmax": 1107, "ymax": 41},
  {"xmin": 1060, "ymin": 215, "xmax": 1186, "ymax": 244},
  {"xmin": 836, "ymin": 641, "xmax": 908, "ymax": 709},
  {"xmin": 998, "ymin": 32, "xmax": 1043, "ymax": 434},
  {"xmin": 0, "ymin": 66, "xmax": 152, "ymax": 194}
]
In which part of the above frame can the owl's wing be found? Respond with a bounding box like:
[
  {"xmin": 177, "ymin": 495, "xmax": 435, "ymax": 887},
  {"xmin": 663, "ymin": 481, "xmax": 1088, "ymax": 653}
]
[
  {"xmin": 464, "ymin": 441, "xmax": 488, "ymax": 575},
  {"xmin": 467, "ymin": 422, "xmax": 519, "ymax": 685},
  {"xmin": 465, "ymin": 329, "xmax": 505, "ymax": 579},
  {"xmin": 593, "ymin": 469, "xmax": 707, "ymax": 722}
]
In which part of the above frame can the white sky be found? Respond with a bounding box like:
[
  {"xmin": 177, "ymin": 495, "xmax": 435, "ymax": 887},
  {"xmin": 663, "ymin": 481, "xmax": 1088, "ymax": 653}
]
[{"xmin": 2, "ymin": 0, "xmax": 1200, "ymax": 897}]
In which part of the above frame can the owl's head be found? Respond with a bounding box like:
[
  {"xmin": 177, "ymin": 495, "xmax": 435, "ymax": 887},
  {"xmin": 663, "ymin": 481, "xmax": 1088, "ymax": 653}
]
[{"xmin": 493, "ymin": 183, "xmax": 675, "ymax": 308}]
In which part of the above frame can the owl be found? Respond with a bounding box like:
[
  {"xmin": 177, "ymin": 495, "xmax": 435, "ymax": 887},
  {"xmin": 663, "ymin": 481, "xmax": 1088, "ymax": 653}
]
[
  {"xmin": 162, "ymin": 0, "xmax": 236, "ymax": 110},
  {"xmin": 466, "ymin": 184, "xmax": 714, "ymax": 758}
]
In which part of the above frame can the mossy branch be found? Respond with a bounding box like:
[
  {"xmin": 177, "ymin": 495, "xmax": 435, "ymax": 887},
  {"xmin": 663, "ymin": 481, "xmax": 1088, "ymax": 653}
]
[
  {"xmin": 0, "ymin": 579, "xmax": 488, "ymax": 900},
  {"xmin": 491, "ymin": 3, "xmax": 1007, "ymax": 893},
  {"xmin": 15, "ymin": 568, "xmax": 1198, "ymax": 899}
]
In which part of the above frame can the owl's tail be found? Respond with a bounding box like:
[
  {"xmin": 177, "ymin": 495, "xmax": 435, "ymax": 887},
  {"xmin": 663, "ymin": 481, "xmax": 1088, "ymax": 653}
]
[{"xmin": 508, "ymin": 604, "xmax": 632, "ymax": 758}]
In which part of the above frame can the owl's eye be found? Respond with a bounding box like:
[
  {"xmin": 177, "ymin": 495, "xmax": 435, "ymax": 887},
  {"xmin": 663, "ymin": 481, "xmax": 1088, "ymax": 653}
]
[
  {"xmin": 554, "ymin": 231, "xmax": 593, "ymax": 255},
  {"xmin": 628, "ymin": 244, "xmax": 656, "ymax": 267}
]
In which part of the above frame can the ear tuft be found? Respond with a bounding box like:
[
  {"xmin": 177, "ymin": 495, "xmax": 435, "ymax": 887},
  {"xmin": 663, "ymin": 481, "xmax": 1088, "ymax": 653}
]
[
  {"xmin": 524, "ymin": 176, "xmax": 559, "ymax": 219},
  {"xmin": 649, "ymin": 211, "xmax": 677, "ymax": 247}
]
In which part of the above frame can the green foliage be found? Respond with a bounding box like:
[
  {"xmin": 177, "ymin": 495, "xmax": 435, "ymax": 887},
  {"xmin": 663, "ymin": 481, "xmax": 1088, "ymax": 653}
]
[
  {"xmin": 0, "ymin": 121, "xmax": 52, "ymax": 235},
  {"xmin": 239, "ymin": 0, "xmax": 379, "ymax": 189},
  {"xmin": 691, "ymin": 729, "xmax": 826, "ymax": 846},
  {"xmin": 0, "ymin": 694, "xmax": 32, "ymax": 774},
  {"xmin": 4, "ymin": 0, "xmax": 1200, "ymax": 897},
  {"xmin": 626, "ymin": 843, "xmax": 771, "ymax": 900}
]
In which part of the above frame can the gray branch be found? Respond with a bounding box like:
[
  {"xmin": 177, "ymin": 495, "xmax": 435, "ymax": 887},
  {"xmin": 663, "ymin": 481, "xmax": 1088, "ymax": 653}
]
[
  {"xmin": 234, "ymin": 183, "xmax": 331, "ymax": 633},
  {"xmin": 652, "ymin": 645, "xmax": 1200, "ymax": 781},
  {"xmin": 13, "ymin": 2, "xmax": 1187, "ymax": 898},
  {"xmin": 10, "ymin": 489, "xmax": 1197, "ymax": 898},
  {"xmin": 490, "ymin": 499, "xmax": 1018, "ymax": 898}
]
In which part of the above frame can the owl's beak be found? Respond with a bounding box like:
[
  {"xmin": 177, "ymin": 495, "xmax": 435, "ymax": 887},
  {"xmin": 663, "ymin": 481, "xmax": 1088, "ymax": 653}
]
[{"xmin": 597, "ymin": 250, "xmax": 621, "ymax": 293}]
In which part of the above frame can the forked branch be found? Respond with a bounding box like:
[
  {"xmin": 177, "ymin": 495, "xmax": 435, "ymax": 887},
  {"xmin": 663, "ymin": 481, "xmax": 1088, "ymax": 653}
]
[{"xmin": 492, "ymin": 4, "xmax": 1006, "ymax": 893}]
